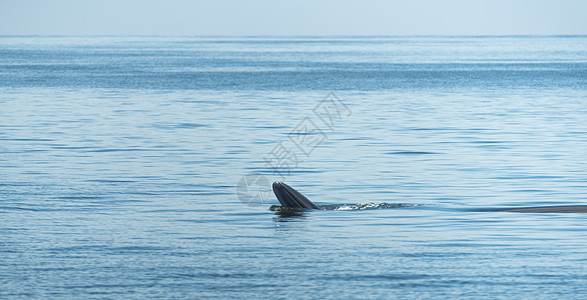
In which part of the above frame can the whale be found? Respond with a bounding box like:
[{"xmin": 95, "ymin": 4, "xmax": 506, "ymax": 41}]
[
  {"xmin": 272, "ymin": 181, "xmax": 587, "ymax": 213},
  {"xmin": 272, "ymin": 182, "xmax": 319, "ymax": 209}
]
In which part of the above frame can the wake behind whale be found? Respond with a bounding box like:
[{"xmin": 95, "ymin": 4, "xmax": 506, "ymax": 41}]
[{"xmin": 271, "ymin": 181, "xmax": 587, "ymax": 213}]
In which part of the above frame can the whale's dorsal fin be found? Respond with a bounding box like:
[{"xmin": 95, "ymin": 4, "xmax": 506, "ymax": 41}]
[{"xmin": 272, "ymin": 182, "xmax": 319, "ymax": 209}]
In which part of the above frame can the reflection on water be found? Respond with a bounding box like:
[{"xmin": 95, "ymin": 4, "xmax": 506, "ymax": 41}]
[
  {"xmin": 272, "ymin": 209, "xmax": 309, "ymax": 219},
  {"xmin": 272, "ymin": 210, "xmax": 310, "ymax": 233}
]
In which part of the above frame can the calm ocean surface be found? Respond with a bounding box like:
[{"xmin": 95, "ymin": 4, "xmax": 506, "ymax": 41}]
[{"xmin": 1, "ymin": 36, "xmax": 587, "ymax": 299}]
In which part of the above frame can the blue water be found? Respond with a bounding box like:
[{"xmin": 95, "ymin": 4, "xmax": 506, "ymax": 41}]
[{"xmin": 1, "ymin": 36, "xmax": 587, "ymax": 299}]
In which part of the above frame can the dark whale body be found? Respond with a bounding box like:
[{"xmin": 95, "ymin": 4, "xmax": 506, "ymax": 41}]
[
  {"xmin": 272, "ymin": 182, "xmax": 319, "ymax": 209},
  {"xmin": 272, "ymin": 181, "xmax": 587, "ymax": 213},
  {"xmin": 488, "ymin": 206, "xmax": 587, "ymax": 213}
]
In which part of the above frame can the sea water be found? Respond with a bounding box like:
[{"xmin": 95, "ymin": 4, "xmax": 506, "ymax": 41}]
[{"xmin": 1, "ymin": 36, "xmax": 587, "ymax": 299}]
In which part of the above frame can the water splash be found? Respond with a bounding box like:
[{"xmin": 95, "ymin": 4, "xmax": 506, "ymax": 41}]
[{"xmin": 269, "ymin": 203, "xmax": 419, "ymax": 212}]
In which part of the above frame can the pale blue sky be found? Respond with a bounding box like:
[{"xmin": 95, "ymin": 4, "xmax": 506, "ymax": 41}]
[{"xmin": 0, "ymin": 0, "xmax": 585, "ymax": 36}]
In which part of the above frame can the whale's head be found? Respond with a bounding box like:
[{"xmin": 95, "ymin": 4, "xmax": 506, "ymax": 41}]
[{"xmin": 272, "ymin": 182, "xmax": 319, "ymax": 209}]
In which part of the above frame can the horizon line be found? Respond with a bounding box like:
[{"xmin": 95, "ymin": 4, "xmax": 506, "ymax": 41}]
[{"xmin": 1, "ymin": 34, "xmax": 586, "ymax": 38}]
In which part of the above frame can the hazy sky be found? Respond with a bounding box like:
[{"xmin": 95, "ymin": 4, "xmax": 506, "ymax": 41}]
[{"xmin": 1, "ymin": 0, "xmax": 585, "ymax": 36}]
